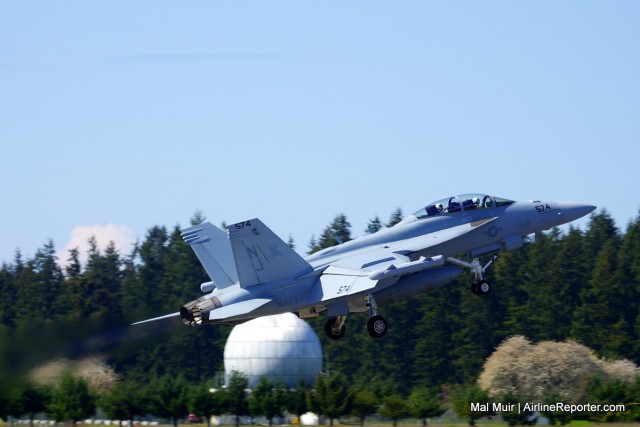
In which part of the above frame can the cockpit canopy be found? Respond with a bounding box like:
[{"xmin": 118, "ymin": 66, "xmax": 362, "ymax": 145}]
[{"xmin": 412, "ymin": 194, "xmax": 515, "ymax": 219}]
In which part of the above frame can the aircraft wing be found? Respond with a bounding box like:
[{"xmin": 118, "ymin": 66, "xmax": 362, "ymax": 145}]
[
  {"xmin": 309, "ymin": 249, "xmax": 438, "ymax": 303},
  {"xmin": 309, "ymin": 218, "xmax": 498, "ymax": 303}
]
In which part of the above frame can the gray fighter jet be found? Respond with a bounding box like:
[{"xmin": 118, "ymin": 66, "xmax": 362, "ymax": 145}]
[{"xmin": 134, "ymin": 194, "xmax": 595, "ymax": 339}]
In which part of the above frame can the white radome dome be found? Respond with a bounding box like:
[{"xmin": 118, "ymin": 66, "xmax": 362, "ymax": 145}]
[{"xmin": 224, "ymin": 313, "xmax": 323, "ymax": 388}]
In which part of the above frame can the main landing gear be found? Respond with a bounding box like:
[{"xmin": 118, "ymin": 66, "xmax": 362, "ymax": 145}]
[
  {"xmin": 324, "ymin": 316, "xmax": 346, "ymax": 340},
  {"xmin": 447, "ymin": 255, "xmax": 497, "ymax": 296},
  {"xmin": 366, "ymin": 294, "xmax": 387, "ymax": 338},
  {"xmin": 367, "ymin": 316, "xmax": 388, "ymax": 338},
  {"xmin": 324, "ymin": 294, "xmax": 387, "ymax": 340}
]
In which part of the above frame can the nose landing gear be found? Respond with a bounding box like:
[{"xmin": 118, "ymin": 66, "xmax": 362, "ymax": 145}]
[
  {"xmin": 471, "ymin": 280, "xmax": 491, "ymax": 295},
  {"xmin": 448, "ymin": 255, "xmax": 497, "ymax": 296}
]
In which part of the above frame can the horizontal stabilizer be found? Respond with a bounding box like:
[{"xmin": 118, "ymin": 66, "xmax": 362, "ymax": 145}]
[
  {"xmin": 209, "ymin": 298, "xmax": 271, "ymax": 321},
  {"xmin": 182, "ymin": 223, "xmax": 238, "ymax": 290},
  {"xmin": 227, "ymin": 219, "xmax": 312, "ymax": 287}
]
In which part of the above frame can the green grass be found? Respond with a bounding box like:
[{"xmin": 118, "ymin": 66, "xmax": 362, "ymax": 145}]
[{"xmin": 5, "ymin": 422, "xmax": 640, "ymax": 427}]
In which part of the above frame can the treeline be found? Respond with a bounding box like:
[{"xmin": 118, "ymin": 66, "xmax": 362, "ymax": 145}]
[
  {"xmin": 3, "ymin": 367, "xmax": 640, "ymax": 426},
  {"xmin": 1, "ymin": 208, "xmax": 640, "ymax": 396},
  {"xmin": 0, "ymin": 370, "xmax": 446, "ymax": 427}
]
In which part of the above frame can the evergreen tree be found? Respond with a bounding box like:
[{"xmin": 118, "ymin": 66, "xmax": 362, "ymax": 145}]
[
  {"xmin": 0, "ymin": 387, "xmax": 8, "ymax": 422},
  {"xmin": 190, "ymin": 210, "xmax": 207, "ymax": 226},
  {"xmin": 9, "ymin": 383, "xmax": 50, "ymax": 427},
  {"xmin": 82, "ymin": 240, "xmax": 124, "ymax": 323},
  {"xmin": 0, "ymin": 262, "xmax": 16, "ymax": 325},
  {"xmin": 15, "ymin": 241, "xmax": 64, "ymax": 327},
  {"xmin": 350, "ymin": 390, "xmax": 378, "ymax": 427},
  {"xmin": 539, "ymin": 390, "xmax": 574, "ymax": 425},
  {"xmin": 571, "ymin": 240, "xmax": 633, "ymax": 357},
  {"xmin": 149, "ymin": 375, "xmax": 190, "ymax": 427},
  {"xmin": 451, "ymin": 384, "xmax": 494, "ymax": 426},
  {"xmin": 584, "ymin": 209, "xmax": 620, "ymax": 260},
  {"xmin": 65, "ymin": 248, "xmax": 82, "ymax": 278},
  {"xmin": 308, "ymin": 235, "xmax": 317, "ymax": 254},
  {"xmin": 492, "ymin": 240, "xmax": 533, "ymax": 338},
  {"xmin": 286, "ymin": 380, "xmax": 311, "ymax": 420},
  {"xmin": 626, "ymin": 212, "xmax": 640, "ymax": 289},
  {"xmin": 372, "ymin": 299, "xmax": 421, "ymax": 393},
  {"xmin": 365, "ymin": 216, "xmax": 383, "ymax": 234},
  {"xmin": 386, "ymin": 208, "xmax": 403, "ymax": 227},
  {"xmin": 100, "ymin": 379, "xmax": 147, "ymax": 427},
  {"xmin": 53, "ymin": 247, "xmax": 81, "ymax": 321},
  {"xmin": 121, "ymin": 226, "xmax": 170, "ymax": 320},
  {"xmin": 58, "ymin": 247, "xmax": 87, "ymax": 322},
  {"xmin": 379, "ymin": 394, "xmax": 408, "ymax": 427},
  {"xmin": 48, "ymin": 374, "xmax": 96, "ymax": 427},
  {"xmin": 585, "ymin": 376, "xmax": 630, "ymax": 422},
  {"xmin": 408, "ymin": 387, "xmax": 445, "ymax": 427},
  {"xmin": 249, "ymin": 378, "xmax": 285, "ymax": 427},
  {"xmin": 164, "ymin": 225, "xmax": 209, "ymax": 305},
  {"xmin": 540, "ymin": 227, "xmax": 589, "ymax": 339},
  {"xmin": 514, "ymin": 230, "xmax": 561, "ymax": 341},
  {"xmin": 226, "ymin": 371, "xmax": 249, "ymax": 427},
  {"xmin": 308, "ymin": 214, "xmax": 352, "ymax": 254},
  {"xmin": 189, "ymin": 385, "xmax": 225, "ymax": 427},
  {"xmin": 618, "ymin": 213, "xmax": 640, "ymax": 360},
  {"xmin": 311, "ymin": 372, "xmax": 350, "ymax": 426},
  {"xmin": 498, "ymin": 391, "xmax": 536, "ymax": 427},
  {"xmin": 412, "ymin": 287, "xmax": 459, "ymax": 386},
  {"xmin": 449, "ymin": 279, "xmax": 504, "ymax": 383}
]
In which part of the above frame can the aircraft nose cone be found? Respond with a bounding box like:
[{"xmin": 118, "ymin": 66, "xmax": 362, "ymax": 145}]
[{"xmin": 559, "ymin": 202, "xmax": 597, "ymax": 222}]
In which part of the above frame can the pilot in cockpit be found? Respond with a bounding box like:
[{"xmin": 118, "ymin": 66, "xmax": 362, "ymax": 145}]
[
  {"xmin": 463, "ymin": 197, "xmax": 481, "ymax": 210},
  {"xmin": 425, "ymin": 203, "xmax": 446, "ymax": 216}
]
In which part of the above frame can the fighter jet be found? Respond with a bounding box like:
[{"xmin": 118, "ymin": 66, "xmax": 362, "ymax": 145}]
[{"xmin": 134, "ymin": 194, "xmax": 595, "ymax": 339}]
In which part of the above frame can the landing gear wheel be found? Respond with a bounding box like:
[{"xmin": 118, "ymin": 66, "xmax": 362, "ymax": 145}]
[
  {"xmin": 472, "ymin": 280, "xmax": 491, "ymax": 296},
  {"xmin": 367, "ymin": 315, "xmax": 387, "ymax": 338},
  {"xmin": 324, "ymin": 318, "xmax": 346, "ymax": 340}
]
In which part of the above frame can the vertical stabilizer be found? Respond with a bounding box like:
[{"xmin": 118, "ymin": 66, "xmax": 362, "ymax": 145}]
[
  {"xmin": 227, "ymin": 219, "xmax": 312, "ymax": 287},
  {"xmin": 182, "ymin": 223, "xmax": 239, "ymax": 289}
]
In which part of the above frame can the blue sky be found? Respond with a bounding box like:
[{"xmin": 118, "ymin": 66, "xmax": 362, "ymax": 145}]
[{"xmin": 1, "ymin": 1, "xmax": 639, "ymax": 265}]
